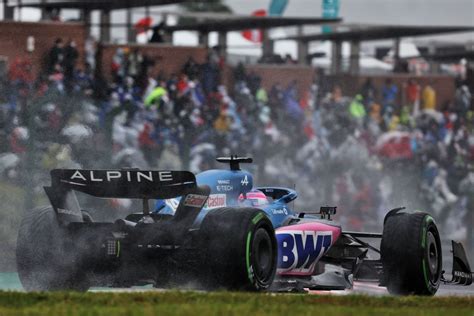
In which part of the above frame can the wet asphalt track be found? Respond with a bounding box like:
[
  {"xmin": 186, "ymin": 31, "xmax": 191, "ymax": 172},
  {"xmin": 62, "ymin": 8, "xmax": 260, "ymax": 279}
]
[
  {"xmin": 351, "ymin": 282, "xmax": 474, "ymax": 296},
  {"xmin": 0, "ymin": 273, "xmax": 473, "ymax": 296}
]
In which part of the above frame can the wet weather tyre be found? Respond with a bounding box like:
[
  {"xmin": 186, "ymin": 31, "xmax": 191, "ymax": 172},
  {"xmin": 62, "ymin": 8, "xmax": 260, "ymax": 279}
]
[
  {"xmin": 16, "ymin": 206, "xmax": 90, "ymax": 291},
  {"xmin": 199, "ymin": 207, "xmax": 277, "ymax": 291},
  {"xmin": 381, "ymin": 211, "xmax": 442, "ymax": 295}
]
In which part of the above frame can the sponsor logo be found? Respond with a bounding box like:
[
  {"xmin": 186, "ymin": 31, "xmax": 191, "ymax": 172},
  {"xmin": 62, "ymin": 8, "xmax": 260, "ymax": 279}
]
[
  {"xmin": 217, "ymin": 185, "xmax": 233, "ymax": 192},
  {"xmin": 69, "ymin": 170, "xmax": 173, "ymax": 183},
  {"xmin": 57, "ymin": 208, "xmax": 80, "ymax": 216},
  {"xmin": 241, "ymin": 175, "xmax": 249, "ymax": 186},
  {"xmin": 205, "ymin": 194, "xmax": 227, "ymax": 208},
  {"xmin": 272, "ymin": 207, "xmax": 288, "ymax": 215},
  {"xmin": 165, "ymin": 199, "xmax": 180, "ymax": 213},
  {"xmin": 216, "ymin": 179, "xmax": 233, "ymax": 192},
  {"xmin": 276, "ymin": 231, "xmax": 332, "ymax": 274},
  {"xmin": 183, "ymin": 194, "xmax": 208, "ymax": 208},
  {"xmin": 454, "ymin": 271, "xmax": 471, "ymax": 279}
]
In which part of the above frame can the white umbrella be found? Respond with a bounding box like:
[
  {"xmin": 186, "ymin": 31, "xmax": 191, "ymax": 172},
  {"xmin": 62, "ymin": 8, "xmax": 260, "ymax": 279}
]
[
  {"xmin": 310, "ymin": 42, "xmax": 393, "ymax": 71},
  {"xmin": 0, "ymin": 153, "xmax": 20, "ymax": 173},
  {"xmin": 61, "ymin": 124, "xmax": 92, "ymax": 144},
  {"xmin": 386, "ymin": 41, "xmax": 420, "ymax": 59}
]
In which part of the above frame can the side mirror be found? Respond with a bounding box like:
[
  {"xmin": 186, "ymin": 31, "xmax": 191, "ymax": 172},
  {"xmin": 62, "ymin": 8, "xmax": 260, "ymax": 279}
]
[
  {"xmin": 320, "ymin": 206, "xmax": 337, "ymax": 216},
  {"xmin": 320, "ymin": 206, "xmax": 336, "ymax": 220},
  {"xmin": 297, "ymin": 206, "xmax": 337, "ymax": 220}
]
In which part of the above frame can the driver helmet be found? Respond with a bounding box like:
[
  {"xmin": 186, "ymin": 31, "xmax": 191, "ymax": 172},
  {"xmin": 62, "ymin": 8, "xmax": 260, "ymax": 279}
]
[{"xmin": 238, "ymin": 189, "xmax": 268, "ymax": 207}]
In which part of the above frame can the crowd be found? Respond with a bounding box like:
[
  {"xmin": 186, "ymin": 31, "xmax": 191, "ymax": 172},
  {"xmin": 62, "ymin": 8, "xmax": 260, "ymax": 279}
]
[{"xmin": 0, "ymin": 39, "xmax": 473, "ymax": 238}]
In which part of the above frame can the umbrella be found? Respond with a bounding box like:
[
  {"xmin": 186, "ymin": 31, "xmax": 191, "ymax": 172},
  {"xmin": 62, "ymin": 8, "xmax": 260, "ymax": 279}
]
[
  {"xmin": 0, "ymin": 153, "xmax": 20, "ymax": 174},
  {"xmin": 61, "ymin": 124, "xmax": 92, "ymax": 144},
  {"xmin": 241, "ymin": 9, "xmax": 266, "ymax": 43},
  {"xmin": 134, "ymin": 17, "xmax": 153, "ymax": 34},
  {"xmin": 375, "ymin": 131, "xmax": 414, "ymax": 160},
  {"xmin": 416, "ymin": 109, "xmax": 444, "ymax": 124}
]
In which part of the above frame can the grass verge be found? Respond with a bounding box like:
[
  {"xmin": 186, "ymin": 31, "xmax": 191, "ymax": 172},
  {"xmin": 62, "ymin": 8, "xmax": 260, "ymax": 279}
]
[{"xmin": 0, "ymin": 291, "xmax": 472, "ymax": 316}]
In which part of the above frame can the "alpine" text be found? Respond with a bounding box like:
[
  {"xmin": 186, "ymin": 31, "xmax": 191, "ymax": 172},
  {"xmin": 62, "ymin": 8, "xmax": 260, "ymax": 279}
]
[{"xmin": 69, "ymin": 170, "xmax": 173, "ymax": 182}]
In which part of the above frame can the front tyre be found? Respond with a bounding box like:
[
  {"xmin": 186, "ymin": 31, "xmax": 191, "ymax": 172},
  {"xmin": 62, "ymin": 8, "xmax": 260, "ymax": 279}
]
[
  {"xmin": 199, "ymin": 207, "xmax": 277, "ymax": 291},
  {"xmin": 381, "ymin": 211, "xmax": 442, "ymax": 295}
]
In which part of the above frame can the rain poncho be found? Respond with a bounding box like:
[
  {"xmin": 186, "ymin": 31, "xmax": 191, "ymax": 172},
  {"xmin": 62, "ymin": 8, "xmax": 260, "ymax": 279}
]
[
  {"xmin": 349, "ymin": 95, "xmax": 366, "ymax": 119},
  {"xmin": 283, "ymin": 85, "xmax": 303, "ymax": 120},
  {"xmin": 400, "ymin": 106, "xmax": 411, "ymax": 126},
  {"xmin": 422, "ymin": 85, "xmax": 436, "ymax": 110},
  {"xmin": 144, "ymin": 86, "xmax": 167, "ymax": 107},
  {"xmin": 214, "ymin": 112, "xmax": 231, "ymax": 133},
  {"xmin": 256, "ymin": 88, "xmax": 268, "ymax": 104}
]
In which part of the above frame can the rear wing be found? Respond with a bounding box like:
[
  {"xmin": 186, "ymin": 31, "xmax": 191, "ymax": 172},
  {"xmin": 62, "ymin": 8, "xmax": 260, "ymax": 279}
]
[
  {"xmin": 48, "ymin": 169, "xmax": 196, "ymax": 199},
  {"xmin": 44, "ymin": 169, "xmax": 197, "ymax": 223}
]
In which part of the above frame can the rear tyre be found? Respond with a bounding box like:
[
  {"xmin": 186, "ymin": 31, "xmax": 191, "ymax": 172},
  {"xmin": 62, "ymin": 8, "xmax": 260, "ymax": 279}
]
[
  {"xmin": 16, "ymin": 206, "xmax": 90, "ymax": 291},
  {"xmin": 199, "ymin": 207, "xmax": 277, "ymax": 291},
  {"xmin": 381, "ymin": 211, "xmax": 442, "ymax": 295}
]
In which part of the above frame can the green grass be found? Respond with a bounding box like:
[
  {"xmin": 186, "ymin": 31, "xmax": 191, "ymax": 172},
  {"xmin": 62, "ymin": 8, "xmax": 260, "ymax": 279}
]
[{"xmin": 0, "ymin": 291, "xmax": 472, "ymax": 316}]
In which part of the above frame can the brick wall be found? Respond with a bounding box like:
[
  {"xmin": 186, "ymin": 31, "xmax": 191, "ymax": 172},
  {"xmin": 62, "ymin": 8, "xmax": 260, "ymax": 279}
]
[
  {"xmin": 237, "ymin": 64, "xmax": 316, "ymax": 99},
  {"xmin": 0, "ymin": 21, "xmax": 86, "ymax": 78}
]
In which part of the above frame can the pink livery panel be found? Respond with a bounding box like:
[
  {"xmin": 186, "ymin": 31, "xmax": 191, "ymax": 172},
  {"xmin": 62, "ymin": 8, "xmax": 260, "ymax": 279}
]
[{"xmin": 275, "ymin": 222, "xmax": 341, "ymax": 276}]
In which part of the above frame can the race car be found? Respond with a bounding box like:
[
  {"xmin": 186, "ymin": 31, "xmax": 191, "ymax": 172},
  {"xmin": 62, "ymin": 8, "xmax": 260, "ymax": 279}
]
[{"xmin": 16, "ymin": 156, "xmax": 473, "ymax": 295}]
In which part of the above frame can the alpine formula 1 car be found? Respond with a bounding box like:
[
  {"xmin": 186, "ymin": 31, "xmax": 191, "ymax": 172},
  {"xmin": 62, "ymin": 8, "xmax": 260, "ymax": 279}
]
[{"xmin": 16, "ymin": 156, "xmax": 473, "ymax": 295}]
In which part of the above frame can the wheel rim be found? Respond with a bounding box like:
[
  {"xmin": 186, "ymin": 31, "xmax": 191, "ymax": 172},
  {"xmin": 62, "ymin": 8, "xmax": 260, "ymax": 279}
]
[
  {"xmin": 252, "ymin": 227, "xmax": 274, "ymax": 283},
  {"xmin": 425, "ymin": 230, "xmax": 440, "ymax": 281}
]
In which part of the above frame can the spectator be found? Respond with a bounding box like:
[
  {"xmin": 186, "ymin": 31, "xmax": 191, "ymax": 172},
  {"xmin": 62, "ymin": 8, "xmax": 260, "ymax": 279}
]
[
  {"xmin": 283, "ymin": 81, "xmax": 304, "ymax": 122},
  {"xmin": 183, "ymin": 56, "xmax": 200, "ymax": 81},
  {"xmin": 349, "ymin": 94, "xmax": 366, "ymax": 122},
  {"xmin": 381, "ymin": 78, "xmax": 397, "ymax": 115},
  {"xmin": 48, "ymin": 38, "xmax": 64, "ymax": 74},
  {"xmin": 200, "ymin": 55, "xmax": 220, "ymax": 94},
  {"xmin": 422, "ymin": 81, "xmax": 437, "ymax": 110},
  {"xmin": 454, "ymin": 84, "xmax": 472, "ymax": 116},
  {"xmin": 111, "ymin": 48, "xmax": 126, "ymax": 83},
  {"xmin": 48, "ymin": 63, "xmax": 65, "ymax": 93},
  {"xmin": 63, "ymin": 39, "xmax": 79, "ymax": 90},
  {"xmin": 405, "ymin": 78, "xmax": 420, "ymax": 115},
  {"xmin": 139, "ymin": 123, "xmax": 158, "ymax": 166},
  {"xmin": 369, "ymin": 102, "xmax": 383, "ymax": 125},
  {"xmin": 256, "ymin": 85, "xmax": 268, "ymax": 104},
  {"xmin": 8, "ymin": 57, "xmax": 34, "ymax": 97},
  {"xmin": 144, "ymin": 82, "xmax": 168, "ymax": 108},
  {"xmin": 149, "ymin": 22, "xmax": 165, "ymax": 43},
  {"xmin": 233, "ymin": 62, "xmax": 246, "ymax": 82},
  {"xmin": 284, "ymin": 54, "xmax": 295, "ymax": 64},
  {"xmin": 360, "ymin": 78, "xmax": 377, "ymax": 108},
  {"xmin": 214, "ymin": 110, "xmax": 231, "ymax": 133}
]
